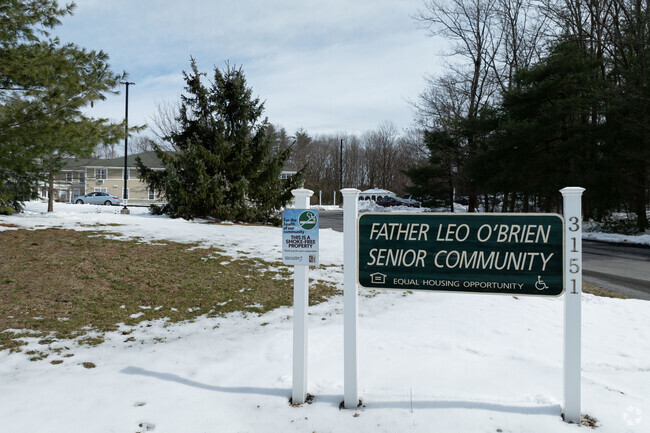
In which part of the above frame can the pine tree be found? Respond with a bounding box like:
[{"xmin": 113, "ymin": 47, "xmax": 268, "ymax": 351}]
[
  {"xmin": 471, "ymin": 40, "xmax": 606, "ymax": 214},
  {"xmin": 0, "ymin": 0, "xmax": 124, "ymax": 211},
  {"xmin": 405, "ymin": 129, "xmax": 461, "ymax": 210},
  {"xmin": 137, "ymin": 59, "xmax": 304, "ymax": 222}
]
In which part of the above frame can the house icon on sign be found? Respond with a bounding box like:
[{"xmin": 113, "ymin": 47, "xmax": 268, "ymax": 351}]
[{"xmin": 370, "ymin": 272, "xmax": 387, "ymax": 284}]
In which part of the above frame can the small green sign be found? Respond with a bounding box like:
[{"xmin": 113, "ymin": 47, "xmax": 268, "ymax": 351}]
[
  {"xmin": 358, "ymin": 213, "xmax": 564, "ymax": 296},
  {"xmin": 298, "ymin": 210, "xmax": 318, "ymax": 230}
]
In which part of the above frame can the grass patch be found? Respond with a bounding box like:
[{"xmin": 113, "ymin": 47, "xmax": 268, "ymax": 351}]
[
  {"xmin": 0, "ymin": 229, "xmax": 338, "ymax": 353},
  {"xmin": 26, "ymin": 350, "xmax": 48, "ymax": 361},
  {"xmin": 582, "ymin": 281, "xmax": 628, "ymax": 299}
]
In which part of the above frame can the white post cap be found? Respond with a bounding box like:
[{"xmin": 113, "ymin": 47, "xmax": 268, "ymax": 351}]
[
  {"xmin": 292, "ymin": 188, "xmax": 314, "ymax": 198},
  {"xmin": 341, "ymin": 188, "xmax": 360, "ymax": 196},
  {"xmin": 560, "ymin": 187, "xmax": 586, "ymax": 196}
]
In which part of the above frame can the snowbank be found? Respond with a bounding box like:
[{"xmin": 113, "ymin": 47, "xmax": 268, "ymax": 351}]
[
  {"xmin": 584, "ymin": 231, "xmax": 650, "ymax": 246},
  {"xmin": 0, "ymin": 201, "xmax": 648, "ymax": 433}
]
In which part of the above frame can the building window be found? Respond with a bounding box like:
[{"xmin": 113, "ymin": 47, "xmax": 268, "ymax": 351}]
[
  {"xmin": 73, "ymin": 188, "xmax": 80, "ymax": 198},
  {"xmin": 59, "ymin": 190, "xmax": 68, "ymax": 200},
  {"xmin": 281, "ymin": 172, "xmax": 295, "ymax": 180},
  {"xmin": 148, "ymin": 188, "xmax": 156, "ymax": 200},
  {"xmin": 79, "ymin": 171, "xmax": 85, "ymax": 182},
  {"xmin": 95, "ymin": 169, "xmax": 107, "ymax": 179},
  {"xmin": 66, "ymin": 172, "xmax": 73, "ymax": 182},
  {"xmin": 94, "ymin": 188, "xmax": 107, "ymax": 193}
]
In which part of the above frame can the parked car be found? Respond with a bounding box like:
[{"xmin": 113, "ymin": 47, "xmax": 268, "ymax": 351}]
[
  {"xmin": 73, "ymin": 192, "xmax": 120, "ymax": 206},
  {"xmin": 401, "ymin": 195, "xmax": 421, "ymax": 207},
  {"xmin": 376, "ymin": 196, "xmax": 420, "ymax": 208}
]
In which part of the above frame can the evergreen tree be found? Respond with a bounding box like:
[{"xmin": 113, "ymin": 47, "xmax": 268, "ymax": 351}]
[
  {"xmin": 0, "ymin": 0, "xmax": 123, "ymax": 211},
  {"xmin": 137, "ymin": 59, "xmax": 304, "ymax": 222},
  {"xmin": 406, "ymin": 129, "xmax": 461, "ymax": 210},
  {"xmin": 469, "ymin": 40, "xmax": 606, "ymax": 213}
]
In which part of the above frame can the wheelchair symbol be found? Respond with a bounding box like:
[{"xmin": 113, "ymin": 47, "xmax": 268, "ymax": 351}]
[{"xmin": 535, "ymin": 275, "xmax": 548, "ymax": 291}]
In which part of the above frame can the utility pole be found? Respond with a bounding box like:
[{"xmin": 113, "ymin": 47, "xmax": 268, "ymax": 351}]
[{"xmin": 121, "ymin": 81, "xmax": 135, "ymax": 214}]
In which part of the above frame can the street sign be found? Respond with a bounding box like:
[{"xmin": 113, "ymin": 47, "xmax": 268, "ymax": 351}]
[
  {"xmin": 358, "ymin": 213, "xmax": 564, "ymax": 296},
  {"xmin": 282, "ymin": 209, "xmax": 319, "ymax": 266}
]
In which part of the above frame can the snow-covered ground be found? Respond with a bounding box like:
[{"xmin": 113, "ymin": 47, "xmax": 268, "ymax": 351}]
[
  {"xmin": 1, "ymin": 201, "xmax": 648, "ymax": 433},
  {"xmin": 583, "ymin": 231, "xmax": 650, "ymax": 246}
]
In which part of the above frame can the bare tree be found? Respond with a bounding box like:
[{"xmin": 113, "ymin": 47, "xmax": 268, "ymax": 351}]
[
  {"xmin": 416, "ymin": 0, "xmax": 502, "ymax": 119},
  {"xmin": 493, "ymin": 0, "xmax": 550, "ymax": 91},
  {"xmin": 92, "ymin": 142, "xmax": 118, "ymax": 159},
  {"xmin": 129, "ymin": 135, "xmax": 159, "ymax": 154},
  {"xmin": 415, "ymin": 73, "xmax": 469, "ymax": 129},
  {"xmin": 415, "ymin": 0, "xmax": 503, "ymax": 209},
  {"xmin": 303, "ymin": 134, "xmax": 340, "ymax": 202},
  {"xmin": 147, "ymin": 100, "xmax": 182, "ymax": 151},
  {"xmin": 398, "ymin": 127, "xmax": 430, "ymax": 169},
  {"xmin": 364, "ymin": 122, "xmax": 408, "ymax": 193},
  {"xmin": 342, "ymin": 134, "xmax": 367, "ymax": 189}
]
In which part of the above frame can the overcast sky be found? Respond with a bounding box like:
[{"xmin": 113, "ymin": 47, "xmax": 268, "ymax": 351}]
[{"xmin": 54, "ymin": 0, "xmax": 444, "ymax": 137}]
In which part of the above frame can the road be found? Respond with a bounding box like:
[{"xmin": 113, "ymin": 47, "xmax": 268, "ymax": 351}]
[
  {"xmin": 318, "ymin": 210, "xmax": 344, "ymax": 232},
  {"xmin": 317, "ymin": 210, "xmax": 650, "ymax": 300},
  {"xmin": 582, "ymin": 240, "xmax": 650, "ymax": 300}
]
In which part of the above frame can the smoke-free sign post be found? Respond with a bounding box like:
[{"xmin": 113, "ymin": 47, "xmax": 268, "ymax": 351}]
[
  {"xmin": 358, "ymin": 213, "xmax": 564, "ymax": 296},
  {"xmin": 283, "ymin": 209, "xmax": 319, "ymax": 266}
]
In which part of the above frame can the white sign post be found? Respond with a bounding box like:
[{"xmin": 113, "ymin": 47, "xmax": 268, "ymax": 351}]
[
  {"xmin": 561, "ymin": 187, "xmax": 585, "ymax": 423},
  {"xmin": 341, "ymin": 188, "xmax": 360, "ymax": 409},
  {"xmin": 341, "ymin": 187, "xmax": 585, "ymax": 421},
  {"xmin": 289, "ymin": 188, "xmax": 314, "ymax": 405}
]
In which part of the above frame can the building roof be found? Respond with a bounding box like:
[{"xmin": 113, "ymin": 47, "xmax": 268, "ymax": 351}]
[
  {"xmin": 360, "ymin": 188, "xmax": 396, "ymax": 196},
  {"xmin": 87, "ymin": 151, "xmax": 167, "ymax": 169},
  {"xmin": 63, "ymin": 150, "xmax": 297, "ymax": 172},
  {"xmin": 60, "ymin": 158, "xmax": 94, "ymax": 170},
  {"xmin": 63, "ymin": 151, "xmax": 167, "ymax": 170}
]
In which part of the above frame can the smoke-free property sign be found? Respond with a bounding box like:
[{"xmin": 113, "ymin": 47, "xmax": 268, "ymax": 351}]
[
  {"xmin": 282, "ymin": 209, "xmax": 319, "ymax": 266},
  {"xmin": 358, "ymin": 213, "xmax": 564, "ymax": 296}
]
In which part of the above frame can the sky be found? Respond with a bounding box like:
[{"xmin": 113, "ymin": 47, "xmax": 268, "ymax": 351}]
[{"xmin": 52, "ymin": 0, "xmax": 443, "ymax": 139}]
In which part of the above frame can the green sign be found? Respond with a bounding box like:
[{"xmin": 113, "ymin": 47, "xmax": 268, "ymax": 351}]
[
  {"xmin": 358, "ymin": 213, "xmax": 564, "ymax": 296},
  {"xmin": 298, "ymin": 210, "xmax": 318, "ymax": 230}
]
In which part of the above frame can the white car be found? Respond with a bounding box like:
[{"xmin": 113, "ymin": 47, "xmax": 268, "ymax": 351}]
[{"xmin": 73, "ymin": 192, "xmax": 120, "ymax": 205}]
